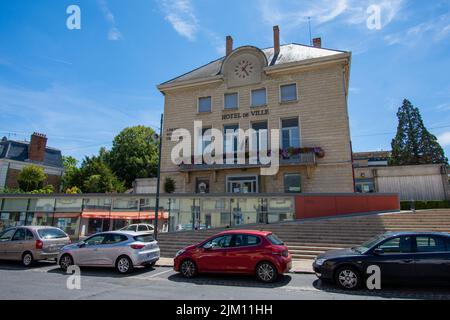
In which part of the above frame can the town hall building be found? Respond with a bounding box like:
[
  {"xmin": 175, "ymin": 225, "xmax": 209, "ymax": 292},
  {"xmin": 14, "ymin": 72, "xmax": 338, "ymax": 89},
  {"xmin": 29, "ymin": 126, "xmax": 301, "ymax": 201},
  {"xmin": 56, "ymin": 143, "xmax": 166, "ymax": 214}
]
[{"xmin": 157, "ymin": 26, "xmax": 354, "ymax": 194}]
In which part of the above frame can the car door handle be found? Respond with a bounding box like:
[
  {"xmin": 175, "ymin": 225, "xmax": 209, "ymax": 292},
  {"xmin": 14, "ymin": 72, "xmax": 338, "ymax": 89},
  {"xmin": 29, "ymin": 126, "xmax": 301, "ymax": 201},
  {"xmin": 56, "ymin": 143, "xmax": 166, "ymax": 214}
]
[{"xmin": 402, "ymin": 259, "xmax": 413, "ymax": 263}]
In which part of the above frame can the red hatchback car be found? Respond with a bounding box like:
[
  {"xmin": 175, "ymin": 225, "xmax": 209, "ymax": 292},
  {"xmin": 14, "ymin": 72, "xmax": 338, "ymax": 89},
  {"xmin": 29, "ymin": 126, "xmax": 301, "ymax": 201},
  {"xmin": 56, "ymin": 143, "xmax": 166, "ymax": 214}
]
[{"xmin": 174, "ymin": 230, "xmax": 292, "ymax": 282}]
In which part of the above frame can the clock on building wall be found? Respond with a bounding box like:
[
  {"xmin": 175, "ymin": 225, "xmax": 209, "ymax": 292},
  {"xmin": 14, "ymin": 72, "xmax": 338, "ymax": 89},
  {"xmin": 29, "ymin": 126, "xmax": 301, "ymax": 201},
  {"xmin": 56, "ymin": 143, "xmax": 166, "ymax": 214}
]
[
  {"xmin": 223, "ymin": 47, "xmax": 268, "ymax": 88},
  {"xmin": 234, "ymin": 60, "xmax": 254, "ymax": 79}
]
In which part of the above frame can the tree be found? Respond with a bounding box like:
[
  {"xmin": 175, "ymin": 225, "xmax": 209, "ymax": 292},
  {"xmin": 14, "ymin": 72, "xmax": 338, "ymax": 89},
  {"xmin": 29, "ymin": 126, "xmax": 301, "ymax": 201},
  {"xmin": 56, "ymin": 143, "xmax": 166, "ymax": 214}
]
[
  {"xmin": 164, "ymin": 177, "xmax": 176, "ymax": 194},
  {"xmin": 17, "ymin": 165, "xmax": 47, "ymax": 192},
  {"xmin": 77, "ymin": 155, "xmax": 125, "ymax": 193},
  {"xmin": 390, "ymin": 99, "xmax": 448, "ymax": 165},
  {"xmin": 108, "ymin": 126, "xmax": 159, "ymax": 188},
  {"xmin": 61, "ymin": 156, "xmax": 80, "ymax": 191}
]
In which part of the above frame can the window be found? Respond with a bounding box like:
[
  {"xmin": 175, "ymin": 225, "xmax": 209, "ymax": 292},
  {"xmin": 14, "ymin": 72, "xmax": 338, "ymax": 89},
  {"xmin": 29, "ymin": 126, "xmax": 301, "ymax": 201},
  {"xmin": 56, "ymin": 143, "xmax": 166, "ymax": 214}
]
[
  {"xmin": 416, "ymin": 236, "xmax": 446, "ymax": 253},
  {"xmin": 37, "ymin": 228, "xmax": 67, "ymax": 239},
  {"xmin": 203, "ymin": 235, "xmax": 233, "ymax": 248},
  {"xmin": 198, "ymin": 96, "xmax": 212, "ymax": 113},
  {"xmin": 267, "ymin": 234, "xmax": 284, "ymax": 245},
  {"xmin": 25, "ymin": 229, "xmax": 34, "ymax": 240},
  {"xmin": 223, "ymin": 124, "xmax": 239, "ymax": 161},
  {"xmin": 202, "ymin": 127, "xmax": 212, "ymax": 155},
  {"xmin": 104, "ymin": 234, "xmax": 128, "ymax": 244},
  {"xmin": 284, "ymin": 174, "xmax": 301, "ymax": 193},
  {"xmin": 138, "ymin": 225, "xmax": 149, "ymax": 232},
  {"xmin": 234, "ymin": 234, "xmax": 261, "ymax": 247},
  {"xmin": 281, "ymin": 118, "xmax": 300, "ymax": 149},
  {"xmin": 377, "ymin": 236, "xmax": 413, "ymax": 254},
  {"xmin": 86, "ymin": 234, "xmax": 106, "ymax": 246},
  {"xmin": 12, "ymin": 228, "xmax": 26, "ymax": 241},
  {"xmin": 226, "ymin": 176, "xmax": 259, "ymax": 193},
  {"xmin": 251, "ymin": 88, "xmax": 267, "ymax": 107},
  {"xmin": 0, "ymin": 229, "xmax": 15, "ymax": 241},
  {"xmin": 280, "ymin": 84, "xmax": 297, "ymax": 102},
  {"xmin": 134, "ymin": 234, "xmax": 154, "ymax": 243},
  {"xmin": 251, "ymin": 121, "xmax": 268, "ymax": 161},
  {"xmin": 224, "ymin": 93, "xmax": 238, "ymax": 109}
]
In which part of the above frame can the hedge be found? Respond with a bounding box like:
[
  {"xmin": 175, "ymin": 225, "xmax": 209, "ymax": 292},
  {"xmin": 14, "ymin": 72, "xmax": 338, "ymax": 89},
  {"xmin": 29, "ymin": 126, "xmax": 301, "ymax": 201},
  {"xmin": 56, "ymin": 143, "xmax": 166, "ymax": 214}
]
[{"xmin": 401, "ymin": 201, "xmax": 450, "ymax": 210}]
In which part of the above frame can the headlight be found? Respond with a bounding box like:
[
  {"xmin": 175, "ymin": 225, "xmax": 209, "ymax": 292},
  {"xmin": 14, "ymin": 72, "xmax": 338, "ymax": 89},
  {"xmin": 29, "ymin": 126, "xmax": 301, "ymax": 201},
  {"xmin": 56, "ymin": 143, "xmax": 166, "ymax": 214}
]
[
  {"xmin": 315, "ymin": 258, "xmax": 327, "ymax": 266},
  {"xmin": 175, "ymin": 249, "xmax": 186, "ymax": 258}
]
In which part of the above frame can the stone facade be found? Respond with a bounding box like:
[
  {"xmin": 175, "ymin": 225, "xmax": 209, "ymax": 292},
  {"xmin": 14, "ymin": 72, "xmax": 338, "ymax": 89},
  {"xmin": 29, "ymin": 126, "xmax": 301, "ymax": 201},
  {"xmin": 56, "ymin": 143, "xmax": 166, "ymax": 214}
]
[{"xmin": 158, "ymin": 28, "xmax": 354, "ymax": 194}]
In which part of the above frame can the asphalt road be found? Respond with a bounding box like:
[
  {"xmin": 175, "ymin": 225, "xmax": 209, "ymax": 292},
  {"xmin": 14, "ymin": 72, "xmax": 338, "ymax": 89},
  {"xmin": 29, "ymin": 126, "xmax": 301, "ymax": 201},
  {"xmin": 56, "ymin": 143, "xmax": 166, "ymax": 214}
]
[{"xmin": 1, "ymin": 261, "xmax": 450, "ymax": 300}]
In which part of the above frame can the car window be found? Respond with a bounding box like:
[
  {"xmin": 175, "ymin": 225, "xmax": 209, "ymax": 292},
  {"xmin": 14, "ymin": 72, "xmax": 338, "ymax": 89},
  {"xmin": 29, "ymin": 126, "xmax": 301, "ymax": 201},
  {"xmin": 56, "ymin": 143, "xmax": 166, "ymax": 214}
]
[
  {"xmin": 25, "ymin": 229, "xmax": 34, "ymax": 240},
  {"xmin": 138, "ymin": 225, "xmax": 148, "ymax": 232},
  {"xmin": 125, "ymin": 225, "xmax": 136, "ymax": 231},
  {"xmin": 134, "ymin": 235, "xmax": 154, "ymax": 243},
  {"xmin": 147, "ymin": 225, "xmax": 154, "ymax": 231},
  {"xmin": 85, "ymin": 235, "xmax": 106, "ymax": 246},
  {"xmin": 204, "ymin": 235, "xmax": 233, "ymax": 249},
  {"xmin": 416, "ymin": 236, "xmax": 446, "ymax": 253},
  {"xmin": 12, "ymin": 228, "xmax": 26, "ymax": 241},
  {"xmin": 104, "ymin": 234, "xmax": 128, "ymax": 244},
  {"xmin": 0, "ymin": 229, "xmax": 16, "ymax": 241},
  {"xmin": 377, "ymin": 236, "xmax": 413, "ymax": 254},
  {"xmin": 234, "ymin": 234, "xmax": 261, "ymax": 247},
  {"xmin": 267, "ymin": 234, "xmax": 284, "ymax": 245},
  {"xmin": 38, "ymin": 228, "xmax": 67, "ymax": 239}
]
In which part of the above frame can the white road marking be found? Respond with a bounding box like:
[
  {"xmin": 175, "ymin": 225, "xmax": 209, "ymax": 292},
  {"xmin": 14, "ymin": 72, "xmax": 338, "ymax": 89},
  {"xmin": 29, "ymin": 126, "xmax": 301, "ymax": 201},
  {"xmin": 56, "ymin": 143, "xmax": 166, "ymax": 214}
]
[{"xmin": 147, "ymin": 269, "xmax": 174, "ymax": 278}]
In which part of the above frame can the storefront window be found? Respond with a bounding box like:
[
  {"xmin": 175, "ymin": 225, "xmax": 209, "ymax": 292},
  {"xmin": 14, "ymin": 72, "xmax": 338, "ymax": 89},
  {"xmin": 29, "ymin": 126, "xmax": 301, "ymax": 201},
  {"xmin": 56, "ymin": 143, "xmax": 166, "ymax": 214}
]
[
  {"xmin": 55, "ymin": 198, "xmax": 82, "ymax": 212},
  {"xmin": 35, "ymin": 198, "xmax": 55, "ymax": 212},
  {"xmin": 0, "ymin": 212, "xmax": 27, "ymax": 230},
  {"xmin": 284, "ymin": 174, "xmax": 301, "ymax": 193},
  {"xmin": 2, "ymin": 199, "xmax": 28, "ymax": 212},
  {"xmin": 83, "ymin": 198, "xmax": 112, "ymax": 211},
  {"xmin": 28, "ymin": 212, "xmax": 54, "ymax": 227},
  {"xmin": 267, "ymin": 198, "xmax": 294, "ymax": 223},
  {"xmin": 113, "ymin": 198, "xmax": 139, "ymax": 211}
]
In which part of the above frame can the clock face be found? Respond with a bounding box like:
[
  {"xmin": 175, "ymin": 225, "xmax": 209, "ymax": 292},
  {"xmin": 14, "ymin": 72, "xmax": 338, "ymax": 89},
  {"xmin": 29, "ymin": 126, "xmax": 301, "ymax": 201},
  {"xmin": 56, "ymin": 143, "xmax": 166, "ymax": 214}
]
[{"xmin": 234, "ymin": 60, "xmax": 254, "ymax": 79}]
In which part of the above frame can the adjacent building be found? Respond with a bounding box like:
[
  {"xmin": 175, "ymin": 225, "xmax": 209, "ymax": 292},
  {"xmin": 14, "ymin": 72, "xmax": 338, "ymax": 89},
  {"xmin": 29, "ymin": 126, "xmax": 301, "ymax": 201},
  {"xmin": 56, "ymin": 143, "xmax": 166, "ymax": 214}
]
[
  {"xmin": 158, "ymin": 26, "xmax": 354, "ymax": 194},
  {"xmin": 0, "ymin": 133, "xmax": 64, "ymax": 191}
]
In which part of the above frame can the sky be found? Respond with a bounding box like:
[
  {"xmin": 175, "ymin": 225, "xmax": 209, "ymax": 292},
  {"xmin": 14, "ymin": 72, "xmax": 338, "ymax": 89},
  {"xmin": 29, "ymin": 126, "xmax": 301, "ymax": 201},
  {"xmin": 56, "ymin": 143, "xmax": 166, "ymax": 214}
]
[{"xmin": 0, "ymin": 0, "xmax": 449, "ymax": 162}]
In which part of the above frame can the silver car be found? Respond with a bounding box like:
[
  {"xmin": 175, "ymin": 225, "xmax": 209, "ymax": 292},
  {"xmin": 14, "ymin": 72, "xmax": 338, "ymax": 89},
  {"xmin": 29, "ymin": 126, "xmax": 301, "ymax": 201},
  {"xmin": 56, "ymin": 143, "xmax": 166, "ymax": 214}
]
[
  {"xmin": 0, "ymin": 226, "xmax": 71, "ymax": 267},
  {"xmin": 58, "ymin": 231, "xmax": 160, "ymax": 274}
]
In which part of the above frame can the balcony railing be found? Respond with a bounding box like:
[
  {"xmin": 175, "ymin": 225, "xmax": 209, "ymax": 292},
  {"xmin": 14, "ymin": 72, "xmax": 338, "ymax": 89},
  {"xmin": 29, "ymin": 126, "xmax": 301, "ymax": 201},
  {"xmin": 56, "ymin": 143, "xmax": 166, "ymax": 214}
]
[{"xmin": 179, "ymin": 150, "xmax": 318, "ymax": 172}]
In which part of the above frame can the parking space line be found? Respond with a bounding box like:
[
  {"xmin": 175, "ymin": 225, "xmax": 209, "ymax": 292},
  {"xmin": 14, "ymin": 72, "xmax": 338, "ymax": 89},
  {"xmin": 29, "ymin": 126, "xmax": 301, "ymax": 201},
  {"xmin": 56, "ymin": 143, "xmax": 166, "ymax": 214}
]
[{"xmin": 147, "ymin": 269, "xmax": 174, "ymax": 278}]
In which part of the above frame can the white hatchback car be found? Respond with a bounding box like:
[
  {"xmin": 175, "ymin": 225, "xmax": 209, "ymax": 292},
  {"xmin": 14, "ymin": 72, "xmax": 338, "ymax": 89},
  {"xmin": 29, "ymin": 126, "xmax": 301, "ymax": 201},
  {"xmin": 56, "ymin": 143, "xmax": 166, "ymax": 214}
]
[
  {"xmin": 120, "ymin": 224, "xmax": 154, "ymax": 233},
  {"xmin": 58, "ymin": 231, "xmax": 160, "ymax": 274}
]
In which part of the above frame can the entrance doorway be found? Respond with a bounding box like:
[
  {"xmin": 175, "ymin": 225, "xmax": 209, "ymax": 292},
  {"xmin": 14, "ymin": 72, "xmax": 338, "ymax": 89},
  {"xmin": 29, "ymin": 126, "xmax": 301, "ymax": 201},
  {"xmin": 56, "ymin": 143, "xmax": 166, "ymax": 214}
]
[{"xmin": 226, "ymin": 175, "xmax": 259, "ymax": 194}]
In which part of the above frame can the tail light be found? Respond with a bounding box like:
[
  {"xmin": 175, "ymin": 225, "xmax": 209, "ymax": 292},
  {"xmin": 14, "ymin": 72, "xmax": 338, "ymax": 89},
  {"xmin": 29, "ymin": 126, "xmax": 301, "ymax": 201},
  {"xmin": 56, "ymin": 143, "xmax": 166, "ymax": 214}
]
[
  {"xmin": 272, "ymin": 250, "xmax": 289, "ymax": 257},
  {"xmin": 131, "ymin": 244, "xmax": 145, "ymax": 250},
  {"xmin": 35, "ymin": 240, "xmax": 43, "ymax": 250}
]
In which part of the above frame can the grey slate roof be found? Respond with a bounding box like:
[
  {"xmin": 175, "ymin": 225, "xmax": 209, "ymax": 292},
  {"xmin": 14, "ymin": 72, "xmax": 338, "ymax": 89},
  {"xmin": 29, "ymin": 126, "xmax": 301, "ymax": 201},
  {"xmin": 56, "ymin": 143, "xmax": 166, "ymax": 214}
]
[
  {"xmin": 160, "ymin": 43, "xmax": 347, "ymax": 86},
  {"xmin": 0, "ymin": 139, "xmax": 63, "ymax": 168}
]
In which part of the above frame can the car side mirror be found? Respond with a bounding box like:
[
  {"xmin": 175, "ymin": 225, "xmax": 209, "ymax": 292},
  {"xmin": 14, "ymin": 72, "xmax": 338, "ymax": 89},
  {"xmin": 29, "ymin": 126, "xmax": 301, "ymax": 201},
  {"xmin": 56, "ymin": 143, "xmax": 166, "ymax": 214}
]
[{"xmin": 373, "ymin": 248, "xmax": 384, "ymax": 255}]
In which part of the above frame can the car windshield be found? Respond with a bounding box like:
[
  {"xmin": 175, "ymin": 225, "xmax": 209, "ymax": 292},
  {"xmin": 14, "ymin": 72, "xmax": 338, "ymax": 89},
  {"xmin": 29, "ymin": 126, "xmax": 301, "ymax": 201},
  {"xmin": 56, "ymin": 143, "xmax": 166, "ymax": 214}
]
[
  {"xmin": 37, "ymin": 228, "xmax": 67, "ymax": 239},
  {"xmin": 134, "ymin": 235, "xmax": 154, "ymax": 243},
  {"xmin": 352, "ymin": 235, "xmax": 385, "ymax": 253},
  {"xmin": 267, "ymin": 234, "xmax": 284, "ymax": 245}
]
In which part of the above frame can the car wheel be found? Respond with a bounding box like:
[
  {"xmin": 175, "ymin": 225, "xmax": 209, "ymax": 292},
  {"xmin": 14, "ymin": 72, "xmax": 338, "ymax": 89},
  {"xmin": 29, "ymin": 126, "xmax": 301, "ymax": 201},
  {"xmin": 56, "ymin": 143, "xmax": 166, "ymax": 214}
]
[
  {"xmin": 335, "ymin": 266, "xmax": 361, "ymax": 290},
  {"xmin": 180, "ymin": 259, "xmax": 197, "ymax": 278},
  {"xmin": 256, "ymin": 262, "xmax": 278, "ymax": 283},
  {"xmin": 59, "ymin": 254, "xmax": 74, "ymax": 272},
  {"xmin": 116, "ymin": 256, "xmax": 133, "ymax": 274},
  {"xmin": 22, "ymin": 252, "xmax": 34, "ymax": 267}
]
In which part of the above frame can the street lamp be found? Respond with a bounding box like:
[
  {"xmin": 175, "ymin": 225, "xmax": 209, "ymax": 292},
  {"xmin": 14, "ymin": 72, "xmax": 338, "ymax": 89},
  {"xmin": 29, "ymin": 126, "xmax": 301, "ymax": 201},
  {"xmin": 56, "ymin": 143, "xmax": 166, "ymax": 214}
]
[{"xmin": 154, "ymin": 114, "xmax": 164, "ymax": 240}]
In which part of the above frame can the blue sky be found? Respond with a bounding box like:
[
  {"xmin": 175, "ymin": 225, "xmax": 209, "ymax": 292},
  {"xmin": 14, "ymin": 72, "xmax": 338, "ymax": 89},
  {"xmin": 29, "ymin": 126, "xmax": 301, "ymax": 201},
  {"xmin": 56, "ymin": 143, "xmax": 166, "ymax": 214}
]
[{"xmin": 0, "ymin": 0, "xmax": 449, "ymax": 162}]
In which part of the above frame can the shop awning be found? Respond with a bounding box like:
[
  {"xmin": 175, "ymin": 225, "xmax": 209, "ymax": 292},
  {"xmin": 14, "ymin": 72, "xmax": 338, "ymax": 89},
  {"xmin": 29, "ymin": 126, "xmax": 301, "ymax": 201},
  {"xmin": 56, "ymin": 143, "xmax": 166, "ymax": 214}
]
[{"xmin": 81, "ymin": 211, "xmax": 168, "ymax": 220}]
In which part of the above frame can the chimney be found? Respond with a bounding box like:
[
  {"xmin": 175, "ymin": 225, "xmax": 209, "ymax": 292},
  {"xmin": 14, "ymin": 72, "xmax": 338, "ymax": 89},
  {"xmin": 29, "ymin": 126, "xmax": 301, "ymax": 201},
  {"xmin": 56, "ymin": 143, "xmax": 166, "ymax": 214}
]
[
  {"xmin": 313, "ymin": 37, "xmax": 322, "ymax": 48},
  {"xmin": 28, "ymin": 132, "xmax": 47, "ymax": 162},
  {"xmin": 273, "ymin": 25, "xmax": 280, "ymax": 56},
  {"xmin": 226, "ymin": 36, "xmax": 233, "ymax": 56}
]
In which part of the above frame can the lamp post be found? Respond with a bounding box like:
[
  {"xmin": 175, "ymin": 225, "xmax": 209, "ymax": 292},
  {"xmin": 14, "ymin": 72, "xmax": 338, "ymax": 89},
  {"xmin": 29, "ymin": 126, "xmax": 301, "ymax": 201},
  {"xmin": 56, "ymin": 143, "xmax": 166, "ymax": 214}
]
[{"xmin": 154, "ymin": 114, "xmax": 164, "ymax": 240}]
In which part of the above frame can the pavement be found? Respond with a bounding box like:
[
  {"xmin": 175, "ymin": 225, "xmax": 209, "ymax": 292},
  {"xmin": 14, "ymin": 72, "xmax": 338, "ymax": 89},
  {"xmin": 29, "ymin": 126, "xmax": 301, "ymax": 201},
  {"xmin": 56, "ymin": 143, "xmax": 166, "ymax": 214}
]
[
  {"xmin": 156, "ymin": 257, "xmax": 315, "ymax": 274},
  {"xmin": 1, "ymin": 260, "xmax": 450, "ymax": 300}
]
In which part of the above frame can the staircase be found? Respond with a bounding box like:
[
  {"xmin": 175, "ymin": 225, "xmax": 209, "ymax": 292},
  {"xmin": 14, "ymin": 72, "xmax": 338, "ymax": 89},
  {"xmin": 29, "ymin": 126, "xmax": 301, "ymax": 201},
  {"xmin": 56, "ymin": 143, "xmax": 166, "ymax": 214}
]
[{"xmin": 157, "ymin": 210, "xmax": 450, "ymax": 260}]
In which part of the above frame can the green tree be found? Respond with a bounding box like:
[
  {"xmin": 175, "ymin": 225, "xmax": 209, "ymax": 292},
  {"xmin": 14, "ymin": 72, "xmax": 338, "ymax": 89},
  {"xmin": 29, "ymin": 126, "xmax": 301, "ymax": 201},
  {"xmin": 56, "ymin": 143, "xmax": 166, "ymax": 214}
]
[
  {"xmin": 78, "ymin": 155, "xmax": 125, "ymax": 193},
  {"xmin": 390, "ymin": 99, "xmax": 448, "ymax": 165},
  {"xmin": 61, "ymin": 156, "xmax": 81, "ymax": 191},
  {"xmin": 17, "ymin": 165, "xmax": 47, "ymax": 192},
  {"xmin": 164, "ymin": 177, "xmax": 176, "ymax": 194},
  {"xmin": 108, "ymin": 126, "xmax": 159, "ymax": 188}
]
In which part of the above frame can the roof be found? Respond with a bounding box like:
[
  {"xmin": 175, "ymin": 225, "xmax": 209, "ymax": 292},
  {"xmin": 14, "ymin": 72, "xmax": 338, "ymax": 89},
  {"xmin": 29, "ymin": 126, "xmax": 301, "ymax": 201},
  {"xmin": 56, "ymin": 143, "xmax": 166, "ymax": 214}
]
[
  {"xmin": 160, "ymin": 43, "xmax": 348, "ymax": 87},
  {"xmin": 0, "ymin": 139, "xmax": 63, "ymax": 168},
  {"xmin": 217, "ymin": 230, "xmax": 272, "ymax": 236},
  {"xmin": 383, "ymin": 231, "xmax": 450, "ymax": 237}
]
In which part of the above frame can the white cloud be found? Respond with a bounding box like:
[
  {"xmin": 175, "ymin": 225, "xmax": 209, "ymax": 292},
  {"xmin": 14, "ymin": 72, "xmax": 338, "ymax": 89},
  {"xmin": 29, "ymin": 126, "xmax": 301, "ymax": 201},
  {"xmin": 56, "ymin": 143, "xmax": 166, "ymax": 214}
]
[
  {"xmin": 258, "ymin": 0, "xmax": 405, "ymax": 30},
  {"xmin": 98, "ymin": 0, "xmax": 122, "ymax": 41},
  {"xmin": 438, "ymin": 132, "xmax": 450, "ymax": 147},
  {"xmin": 159, "ymin": 0, "xmax": 198, "ymax": 41},
  {"xmin": 384, "ymin": 13, "xmax": 450, "ymax": 46}
]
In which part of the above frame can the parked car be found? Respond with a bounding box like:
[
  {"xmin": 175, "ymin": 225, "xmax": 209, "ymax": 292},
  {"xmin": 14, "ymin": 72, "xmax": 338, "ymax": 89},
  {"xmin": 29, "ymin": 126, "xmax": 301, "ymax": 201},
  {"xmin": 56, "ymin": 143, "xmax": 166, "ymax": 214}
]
[
  {"xmin": 313, "ymin": 231, "xmax": 450, "ymax": 290},
  {"xmin": 0, "ymin": 226, "xmax": 71, "ymax": 267},
  {"xmin": 120, "ymin": 224, "xmax": 154, "ymax": 233},
  {"xmin": 58, "ymin": 231, "xmax": 160, "ymax": 274},
  {"xmin": 174, "ymin": 230, "xmax": 292, "ymax": 283}
]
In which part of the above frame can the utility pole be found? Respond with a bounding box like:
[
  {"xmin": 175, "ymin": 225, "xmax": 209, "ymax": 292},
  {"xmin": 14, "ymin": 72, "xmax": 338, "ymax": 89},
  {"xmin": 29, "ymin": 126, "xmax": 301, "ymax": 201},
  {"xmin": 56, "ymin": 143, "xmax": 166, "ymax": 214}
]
[
  {"xmin": 154, "ymin": 114, "xmax": 164, "ymax": 240},
  {"xmin": 308, "ymin": 17, "xmax": 312, "ymax": 46}
]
